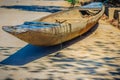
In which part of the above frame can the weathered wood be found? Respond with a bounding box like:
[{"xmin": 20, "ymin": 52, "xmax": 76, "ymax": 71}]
[{"xmin": 2, "ymin": 3, "xmax": 105, "ymax": 46}]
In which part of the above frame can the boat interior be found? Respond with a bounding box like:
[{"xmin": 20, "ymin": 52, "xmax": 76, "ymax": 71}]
[{"xmin": 38, "ymin": 8, "xmax": 100, "ymax": 24}]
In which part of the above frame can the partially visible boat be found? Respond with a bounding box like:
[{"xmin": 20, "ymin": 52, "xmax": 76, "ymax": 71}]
[{"xmin": 2, "ymin": 2, "xmax": 105, "ymax": 46}]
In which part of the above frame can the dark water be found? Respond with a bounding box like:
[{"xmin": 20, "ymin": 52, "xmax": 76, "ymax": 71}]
[{"xmin": 0, "ymin": 5, "xmax": 68, "ymax": 13}]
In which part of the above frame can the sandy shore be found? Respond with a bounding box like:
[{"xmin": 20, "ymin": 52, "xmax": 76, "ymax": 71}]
[
  {"xmin": 0, "ymin": 0, "xmax": 70, "ymax": 7},
  {"xmin": 0, "ymin": 0, "xmax": 120, "ymax": 80}
]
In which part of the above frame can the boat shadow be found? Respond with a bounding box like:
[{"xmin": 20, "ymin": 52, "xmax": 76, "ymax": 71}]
[
  {"xmin": 0, "ymin": 5, "xmax": 68, "ymax": 13},
  {"xmin": 0, "ymin": 23, "xmax": 99, "ymax": 66}
]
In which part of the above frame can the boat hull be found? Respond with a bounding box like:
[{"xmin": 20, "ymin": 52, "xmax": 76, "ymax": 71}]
[
  {"xmin": 3, "ymin": 20, "xmax": 97, "ymax": 46},
  {"xmin": 2, "ymin": 3, "xmax": 104, "ymax": 46}
]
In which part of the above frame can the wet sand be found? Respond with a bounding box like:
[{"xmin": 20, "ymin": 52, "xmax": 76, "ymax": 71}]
[{"xmin": 0, "ymin": 0, "xmax": 120, "ymax": 80}]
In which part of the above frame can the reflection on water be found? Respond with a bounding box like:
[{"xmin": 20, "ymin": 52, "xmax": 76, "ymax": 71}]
[{"xmin": 0, "ymin": 5, "xmax": 68, "ymax": 13}]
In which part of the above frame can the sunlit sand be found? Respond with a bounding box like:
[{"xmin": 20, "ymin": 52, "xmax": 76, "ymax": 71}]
[{"xmin": 0, "ymin": 0, "xmax": 120, "ymax": 80}]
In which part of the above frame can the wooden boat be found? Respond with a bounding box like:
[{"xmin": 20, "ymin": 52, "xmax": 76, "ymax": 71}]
[{"xmin": 2, "ymin": 2, "xmax": 105, "ymax": 46}]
